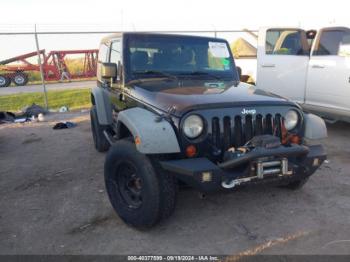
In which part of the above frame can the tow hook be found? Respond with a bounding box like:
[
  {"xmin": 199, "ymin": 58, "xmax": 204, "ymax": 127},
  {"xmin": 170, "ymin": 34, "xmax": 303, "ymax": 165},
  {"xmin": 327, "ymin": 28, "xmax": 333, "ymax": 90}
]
[
  {"xmin": 221, "ymin": 177, "xmax": 253, "ymax": 189},
  {"xmin": 221, "ymin": 180, "xmax": 238, "ymax": 189}
]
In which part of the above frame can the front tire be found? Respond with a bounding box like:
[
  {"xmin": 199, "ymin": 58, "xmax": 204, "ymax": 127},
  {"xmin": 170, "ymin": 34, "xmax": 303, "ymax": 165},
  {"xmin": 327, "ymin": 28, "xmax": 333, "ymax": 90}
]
[
  {"xmin": 90, "ymin": 105, "xmax": 110, "ymax": 152},
  {"xmin": 104, "ymin": 139, "xmax": 177, "ymax": 228}
]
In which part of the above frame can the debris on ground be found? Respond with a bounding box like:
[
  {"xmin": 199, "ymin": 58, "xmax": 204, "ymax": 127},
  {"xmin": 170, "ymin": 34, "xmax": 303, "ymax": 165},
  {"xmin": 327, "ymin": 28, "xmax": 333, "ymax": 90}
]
[
  {"xmin": 0, "ymin": 104, "xmax": 48, "ymax": 124},
  {"xmin": 14, "ymin": 118, "xmax": 27, "ymax": 123},
  {"xmin": 0, "ymin": 112, "xmax": 15, "ymax": 124},
  {"xmin": 59, "ymin": 106, "xmax": 69, "ymax": 113},
  {"xmin": 38, "ymin": 113, "xmax": 45, "ymax": 122},
  {"xmin": 53, "ymin": 121, "xmax": 77, "ymax": 130},
  {"xmin": 21, "ymin": 104, "xmax": 47, "ymax": 118}
]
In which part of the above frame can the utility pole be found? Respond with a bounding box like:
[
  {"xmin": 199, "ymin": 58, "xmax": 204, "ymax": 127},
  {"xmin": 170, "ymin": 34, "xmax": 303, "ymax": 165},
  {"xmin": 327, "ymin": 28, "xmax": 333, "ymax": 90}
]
[{"xmin": 34, "ymin": 24, "xmax": 48, "ymax": 110}]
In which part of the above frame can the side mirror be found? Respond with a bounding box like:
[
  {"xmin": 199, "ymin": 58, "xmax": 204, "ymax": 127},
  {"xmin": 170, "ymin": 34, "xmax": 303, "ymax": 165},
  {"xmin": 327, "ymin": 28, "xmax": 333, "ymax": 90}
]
[
  {"xmin": 101, "ymin": 63, "xmax": 117, "ymax": 79},
  {"xmin": 306, "ymin": 30, "xmax": 317, "ymax": 40}
]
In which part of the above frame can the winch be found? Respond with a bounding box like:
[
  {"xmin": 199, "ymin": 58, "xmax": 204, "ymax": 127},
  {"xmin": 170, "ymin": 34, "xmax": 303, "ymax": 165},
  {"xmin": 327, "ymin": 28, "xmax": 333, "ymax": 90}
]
[{"xmin": 221, "ymin": 135, "xmax": 293, "ymax": 188}]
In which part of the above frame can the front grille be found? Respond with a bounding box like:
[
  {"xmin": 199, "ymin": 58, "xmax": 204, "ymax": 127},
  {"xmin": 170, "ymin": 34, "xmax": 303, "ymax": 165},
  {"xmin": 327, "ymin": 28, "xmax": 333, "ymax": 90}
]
[{"xmin": 211, "ymin": 114, "xmax": 284, "ymax": 151}]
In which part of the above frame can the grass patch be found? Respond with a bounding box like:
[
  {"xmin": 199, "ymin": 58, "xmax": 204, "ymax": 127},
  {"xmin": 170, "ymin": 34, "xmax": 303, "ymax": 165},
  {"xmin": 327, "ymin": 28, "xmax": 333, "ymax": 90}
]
[{"xmin": 0, "ymin": 89, "xmax": 91, "ymax": 112}]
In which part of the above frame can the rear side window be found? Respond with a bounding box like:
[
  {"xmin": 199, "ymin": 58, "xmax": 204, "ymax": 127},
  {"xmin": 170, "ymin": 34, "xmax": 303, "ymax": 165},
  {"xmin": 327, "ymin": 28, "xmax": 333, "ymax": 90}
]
[
  {"xmin": 266, "ymin": 29, "xmax": 307, "ymax": 55},
  {"xmin": 314, "ymin": 30, "xmax": 350, "ymax": 56},
  {"xmin": 340, "ymin": 34, "xmax": 350, "ymax": 56},
  {"xmin": 110, "ymin": 40, "xmax": 121, "ymax": 64},
  {"xmin": 98, "ymin": 43, "xmax": 109, "ymax": 62}
]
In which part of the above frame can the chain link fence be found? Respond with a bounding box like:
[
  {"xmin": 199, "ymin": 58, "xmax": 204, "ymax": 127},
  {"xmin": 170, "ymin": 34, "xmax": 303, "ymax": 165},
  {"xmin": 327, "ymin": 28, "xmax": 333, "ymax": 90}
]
[{"xmin": 0, "ymin": 27, "xmax": 257, "ymax": 111}]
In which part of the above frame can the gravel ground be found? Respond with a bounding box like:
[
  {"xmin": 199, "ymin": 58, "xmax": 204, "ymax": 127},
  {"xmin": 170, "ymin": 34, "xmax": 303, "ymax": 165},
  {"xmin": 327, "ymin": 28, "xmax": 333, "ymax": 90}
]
[{"xmin": 0, "ymin": 112, "xmax": 349, "ymax": 255}]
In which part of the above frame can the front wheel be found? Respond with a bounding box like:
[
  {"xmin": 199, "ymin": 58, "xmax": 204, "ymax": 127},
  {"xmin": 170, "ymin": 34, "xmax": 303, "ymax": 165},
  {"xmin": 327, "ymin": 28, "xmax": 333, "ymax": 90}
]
[{"xmin": 104, "ymin": 139, "xmax": 177, "ymax": 228}]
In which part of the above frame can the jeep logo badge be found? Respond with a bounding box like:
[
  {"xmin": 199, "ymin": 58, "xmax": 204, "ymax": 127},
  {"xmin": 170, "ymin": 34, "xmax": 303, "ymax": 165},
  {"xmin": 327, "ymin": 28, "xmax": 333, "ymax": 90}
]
[{"xmin": 241, "ymin": 108, "xmax": 256, "ymax": 115}]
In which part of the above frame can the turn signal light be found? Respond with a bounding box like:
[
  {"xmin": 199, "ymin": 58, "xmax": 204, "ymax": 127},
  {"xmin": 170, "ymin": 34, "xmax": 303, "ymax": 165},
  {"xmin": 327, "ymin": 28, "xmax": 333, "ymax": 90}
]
[
  {"xmin": 186, "ymin": 145, "xmax": 197, "ymax": 158},
  {"xmin": 134, "ymin": 136, "xmax": 141, "ymax": 145},
  {"xmin": 281, "ymin": 121, "xmax": 301, "ymax": 145},
  {"xmin": 289, "ymin": 134, "xmax": 301, "ymax": 144}
]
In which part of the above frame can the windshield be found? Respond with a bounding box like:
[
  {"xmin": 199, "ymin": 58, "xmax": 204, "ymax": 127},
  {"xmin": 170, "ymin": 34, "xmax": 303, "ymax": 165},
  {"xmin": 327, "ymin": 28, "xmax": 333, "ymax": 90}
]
[{"xmin": 125, "ymin": 34, "xmax": 238, "ymax": 82}]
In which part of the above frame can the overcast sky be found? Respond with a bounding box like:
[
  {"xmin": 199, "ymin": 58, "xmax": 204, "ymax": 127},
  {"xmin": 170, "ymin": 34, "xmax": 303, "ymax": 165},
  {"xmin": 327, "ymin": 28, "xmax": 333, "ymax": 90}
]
[
  {"xmin": 0, "ymin": 0, "xmax": 349, "ymax": 59},
  {"xmin": 1, "ymin": 0, "xmax": 349, "ymax": 31}
]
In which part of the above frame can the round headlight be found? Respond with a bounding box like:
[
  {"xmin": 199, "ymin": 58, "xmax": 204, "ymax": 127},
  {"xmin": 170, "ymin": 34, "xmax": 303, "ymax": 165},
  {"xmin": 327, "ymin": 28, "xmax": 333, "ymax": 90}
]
[
  {"xmin": 183, "ymin": 115, "xmax": 204, "ymax": 138},
  {"xmin": 284, "ymin": 110, "xmax": 299, "ymax": 130}
]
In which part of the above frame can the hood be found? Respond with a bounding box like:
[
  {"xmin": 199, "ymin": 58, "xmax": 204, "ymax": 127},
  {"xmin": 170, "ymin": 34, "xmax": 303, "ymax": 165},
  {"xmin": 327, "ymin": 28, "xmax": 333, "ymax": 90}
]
[{"xmin": 127, "ymin": 80, "xmax": 296, "ymax": 117}]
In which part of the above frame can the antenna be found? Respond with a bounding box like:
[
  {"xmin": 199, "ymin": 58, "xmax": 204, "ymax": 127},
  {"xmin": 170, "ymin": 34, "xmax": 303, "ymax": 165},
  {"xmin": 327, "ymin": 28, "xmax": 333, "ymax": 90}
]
[{"xmin": 121, "ymin": 9, "xmax": 124, "ymax": 32}]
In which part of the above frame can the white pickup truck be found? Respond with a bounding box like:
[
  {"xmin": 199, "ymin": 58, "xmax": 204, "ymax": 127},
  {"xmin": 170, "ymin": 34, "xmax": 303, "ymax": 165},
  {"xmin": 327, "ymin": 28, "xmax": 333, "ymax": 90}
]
[{"xmin": 235, "ymin": 26, "xmax": 350, "ymax": 123}]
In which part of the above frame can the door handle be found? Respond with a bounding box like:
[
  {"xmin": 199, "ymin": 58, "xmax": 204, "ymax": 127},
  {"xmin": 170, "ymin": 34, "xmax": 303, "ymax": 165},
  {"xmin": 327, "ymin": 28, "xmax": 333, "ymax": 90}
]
[
  {"xmin": 312, "ymin": 64, "xmax": 325, "ymax": 69},
  {"xmin": 261, "ymin": 64, "xmax": 276, "ymax": 68}
]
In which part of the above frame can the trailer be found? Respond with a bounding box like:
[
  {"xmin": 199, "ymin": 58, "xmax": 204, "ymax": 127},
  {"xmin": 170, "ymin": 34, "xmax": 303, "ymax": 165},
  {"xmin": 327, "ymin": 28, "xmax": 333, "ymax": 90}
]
[{"xmin": 0, "ymin": 49, "xmax": 98, "ymax": 87}]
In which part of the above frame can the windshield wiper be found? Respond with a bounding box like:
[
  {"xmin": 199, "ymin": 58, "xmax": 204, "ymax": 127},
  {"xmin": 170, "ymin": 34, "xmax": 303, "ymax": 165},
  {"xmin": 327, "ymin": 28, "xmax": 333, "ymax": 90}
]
[
  {"xmin": 133, "ymin": 70, "xmax": 178, "ymax": 80},
  {"xmin": 179, "ymin": 71, "xmax": 222, "ymax": 80}
]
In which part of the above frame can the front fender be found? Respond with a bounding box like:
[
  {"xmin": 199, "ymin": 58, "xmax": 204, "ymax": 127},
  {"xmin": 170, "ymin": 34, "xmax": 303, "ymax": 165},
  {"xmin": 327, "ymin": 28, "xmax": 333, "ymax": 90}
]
[
  {"xmin": 117, "ymin": 108, "xmax": 181, "ymax": 154},
  {"xmin": 91, "ymin": 87, "xmax": 112, "ymax": 125},
  {"xmin": 304, "ymin": 113, "xmax": 328, "ymax": 140}
]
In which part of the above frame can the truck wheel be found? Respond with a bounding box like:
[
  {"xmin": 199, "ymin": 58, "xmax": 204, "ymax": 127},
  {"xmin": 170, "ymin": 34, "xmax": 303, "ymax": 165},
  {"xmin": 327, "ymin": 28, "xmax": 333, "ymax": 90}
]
[
  {"xmin": 104, "ymin": 139, "xmax": 177, "ymax": 228},
  {"xmin": 90, "ymin": 105, "xmax": 110, "ymax": 152},
  {"xmin": 13, "ymin": 72, "xmax": 28, "ymax": 86},
  {"xmin": 282, "ymin": 178, "xmax": 309, "ymax": 190},
  {"xmin": 0, "ymin": 75, "xmax": 11, "ymax": 87}
]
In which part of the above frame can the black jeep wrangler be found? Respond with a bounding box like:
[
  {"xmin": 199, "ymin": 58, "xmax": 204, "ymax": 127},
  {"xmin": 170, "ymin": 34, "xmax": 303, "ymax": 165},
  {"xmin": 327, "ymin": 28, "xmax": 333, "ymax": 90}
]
[{"xmin": 90, "ymin": 33, "xmax": 327, "ymax": 228}]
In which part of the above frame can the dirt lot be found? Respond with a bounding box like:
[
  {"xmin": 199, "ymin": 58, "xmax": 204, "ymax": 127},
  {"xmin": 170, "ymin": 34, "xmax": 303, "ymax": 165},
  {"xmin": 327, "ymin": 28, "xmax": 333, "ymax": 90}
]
[{"xmin": 0, "ymin": 112, "xmax": 349, "ymax": 255}]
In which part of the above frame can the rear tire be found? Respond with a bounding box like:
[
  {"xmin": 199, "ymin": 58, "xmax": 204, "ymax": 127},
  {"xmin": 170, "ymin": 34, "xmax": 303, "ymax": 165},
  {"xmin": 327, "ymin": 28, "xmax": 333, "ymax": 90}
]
[
  {"xmin": 12, "ymin": 72, "xmax": 28, "ymax": 86},
  {"xmin": 90, "ymin": 105, "xmax": 110, "ymax": 152},
  {"xmin": 0, "ymin": 75, "xmax": 11, "ymax": 87},
  {"xmin": 104, "ymin": 139, "xmax": 177, "ymax": 228}
]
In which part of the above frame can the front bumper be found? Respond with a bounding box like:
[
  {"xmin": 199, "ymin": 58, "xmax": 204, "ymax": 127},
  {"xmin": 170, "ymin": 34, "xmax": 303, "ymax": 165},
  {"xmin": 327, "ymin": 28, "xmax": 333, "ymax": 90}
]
[{"xmin": 160, "ymin": 144, "xmax": 326, "ymax": 192}]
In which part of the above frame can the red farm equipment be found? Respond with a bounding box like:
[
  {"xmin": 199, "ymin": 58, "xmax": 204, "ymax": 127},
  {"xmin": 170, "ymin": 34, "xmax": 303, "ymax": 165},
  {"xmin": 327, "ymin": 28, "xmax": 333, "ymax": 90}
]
[{"xmin": 0, "ymin": 49, "xmax": 98, "ymax": 87}]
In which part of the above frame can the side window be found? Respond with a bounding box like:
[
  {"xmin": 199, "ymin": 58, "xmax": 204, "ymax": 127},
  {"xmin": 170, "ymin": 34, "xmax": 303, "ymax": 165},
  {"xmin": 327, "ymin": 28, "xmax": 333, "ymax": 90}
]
[
  {"xmin": 98, "ymin": 43, "xmax": 109, "ymax": 63},
  {"xmin": 315, "ymin": 30, "xmax": 350, "ymax": 56},
  {"xmin": 110, "ymin": 40, "xmax": 121, "ymax": 64},
  {"xmin": 266, "ymin": 29, "xmax": 307, "ymax": 55},
  {"xmin": 339, "ymin": 33, "xmax": 350, "ymax": 57}
]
